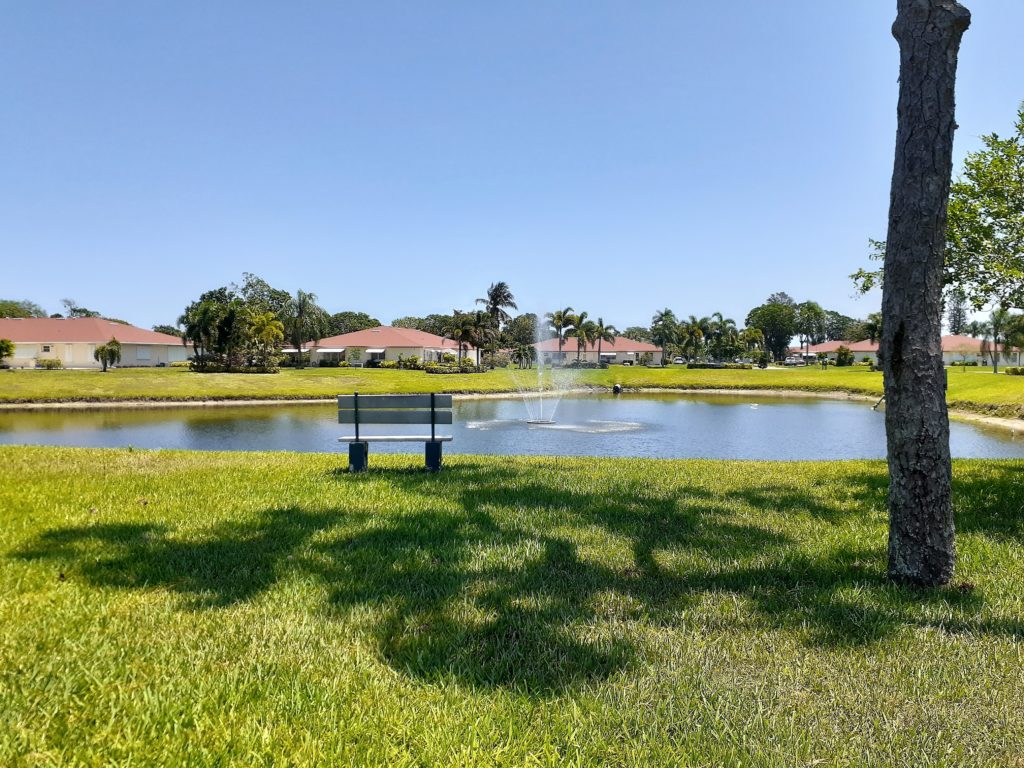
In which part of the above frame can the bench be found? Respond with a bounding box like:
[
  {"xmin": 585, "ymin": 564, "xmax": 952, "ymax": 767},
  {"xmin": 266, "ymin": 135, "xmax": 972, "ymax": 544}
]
[{"xmin": 338, "ymin": 392, "xmax": 453, "ymax": 472}]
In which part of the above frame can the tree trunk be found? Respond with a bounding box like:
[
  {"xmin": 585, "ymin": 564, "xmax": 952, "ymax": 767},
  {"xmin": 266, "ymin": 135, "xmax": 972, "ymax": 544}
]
[{"xmin": 881, "ymin": 0, "xmax": 969, "ymax": 586}]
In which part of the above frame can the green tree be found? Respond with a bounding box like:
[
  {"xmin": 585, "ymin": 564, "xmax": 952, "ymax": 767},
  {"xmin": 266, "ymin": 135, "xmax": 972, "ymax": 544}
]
[
  {"xmin": 745, "ymin": 301, "xmax": 796, "ymax": 361},
  {"xmin": 945, "ymin": 289, "xmax": 969, "ymax": 335},
  {"xmin": 544, "ymin": 307, "xmax": 575, "ymax": 362},
  {"xmin": 238, "ymin": 273, "xmax": 292, "ymax": 317},
  {"xmin": 510, "ymin": 343, "xmax": 536, "ymax": 369},
  {"xmin": 0, "ymin": 299, "xmax": 46, "ymax": 318},
  {"xmin": 152, "ymin": 325, "xmax": 182, "ymax": 337},
  {"xmin": 328, "ymin": 311, "xmax": 380, "ymax": 336},
  {"xmin": 738, "ymin": 327, "xmax": 764, "ymax": 354},
  {"xmin": 470, "ymin": 310, "xmax": 497, "ymax": 366},
  {"xmin": 824, "ymin": 310, "xmax": 859, "ymax": 341},
  {"xmin": 501, "ymin": 313, "xmax": 538, "ymax": 348},
  {"xmin": 592, "ymin": 317, "xmax": 618, "ymax": 361},
  {"xmin": 178, "ymin": 300, "xmax": 223, "ymax": 369},
  {"xmin": 475, "ymin": 281, "xmax": 518, "ymax": 329},
  {"xmin": 650, "ymin": 309, "xmax": 677, "ymax": 364},
  {"xmin": 443, "ymin": 311, "xmax": 476, "ymax": 364},
  {"xmin": 566, "ymin": 311, "xmax": 593, "ymax": 361},
  {"xmin": 678, "ymin": 316, "xmax": 706, "ymax": 360},
  {"xmin": 968, "ymin": 307, "xmax": 1015, "ymax": 373},
  {"xmin": 61, "ymin": 298, "xmax": 101, "ymax": 318},
  {"xmin": 93, "ymin": 338, "xmax": 122, "ymax": 372},
  {"xmin": 281, "ymin": 290, "xmax": 329, "ymax": 369},
  {"xmin": 0, "ymin": 338, "xmax": 14, "ymax": 364},
  {"xmin": 391, "ymin": 316, "xmax": 424, "ymax": 329},
  {"xmin": 247, "ymin": 311, "xmax": 285, "ymax": 370},
  {"xmin": 621, "ymin": 326, "xmax": 652, "ymax": 343},
  {"xmin": 795, "ymin": 301, "xmax": 827, "ymax": 358}
]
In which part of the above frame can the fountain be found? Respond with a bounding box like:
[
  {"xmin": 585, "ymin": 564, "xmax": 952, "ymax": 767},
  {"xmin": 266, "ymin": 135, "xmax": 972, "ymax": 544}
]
[{"xmin": 510, "ymin": 322, "xmax": 582, "ymax": 425}]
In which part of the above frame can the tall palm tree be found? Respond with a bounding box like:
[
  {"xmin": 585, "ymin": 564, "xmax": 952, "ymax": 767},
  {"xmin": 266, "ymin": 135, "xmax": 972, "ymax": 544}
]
[
  {"xmin": 739, "ymin": 327, "xmax": 764, "ymax": 353},
  {"xmin": 178, "ymin": 300, "xmax": 222, "ymax": 369},
  {"xmin": 511, "ymin": 343, "xmax": 536, "ymax": 369},
  {"xmin": 567, "ymin": 311, "xmax": 592, "ymax": 361},
  {"xmin": 443, "ymin": 311, "xmax": 476, "ymax": 364},
  {"xmin": 678, "ymin": 316, "xmax": 705, "ymax": 360},
  {"xmin": 593, "ymin": 317, "xmax": 618, "ymax": 362},
  {"xmin": 544, "ymin": 307, "xmax": 575, "ymax": 363},
  {"xmin": 281, "ymin": 290, "xmax": 329, "ymax": 369},
  {"xmin": 650, "ymin": 308, "xmax": 677, "ymax": 364},
  {"xmin": 475, "ymin": 282, "xmax": 518, "ymax": 329},
  {"xmin": 470, "ymin": 310, "xmax": 496, "ymax": 366}
]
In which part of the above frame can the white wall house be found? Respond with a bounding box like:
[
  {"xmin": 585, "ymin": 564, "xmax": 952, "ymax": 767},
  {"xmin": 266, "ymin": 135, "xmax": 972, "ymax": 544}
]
[
  {"xmin": 533, "ymin": 335, "xmax": 661, "ymax": 365},
  {"xmin": 807, "ymin": 335, "xmax": 1022, "ymax": 366},
  {"xmin": 0, "ymin": 317, "xmax": 192, "ymax": 369},
  {"xmin": 301, "ymin": 326, "xmax": 475, "ymax": 365}
]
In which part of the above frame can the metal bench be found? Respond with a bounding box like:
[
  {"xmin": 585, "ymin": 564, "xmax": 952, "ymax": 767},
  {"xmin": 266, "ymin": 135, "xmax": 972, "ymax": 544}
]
[{"xmin": 338, "ymin": 392, "xmax": 453, "ymax": 472}]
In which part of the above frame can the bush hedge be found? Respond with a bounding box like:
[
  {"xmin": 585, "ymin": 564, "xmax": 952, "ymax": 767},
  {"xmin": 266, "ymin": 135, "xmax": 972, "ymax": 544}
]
[
  {"xmin": 36, "ymin": 358, "xmax": 63, "ymax": 370},
  {"xmin": 687, "ymin": 362, "xmax": 753, "ymax": 370},
  {"xmin": 1005, "ymin": 367, "xmax": 1023, "ymax": 376},
  {"xmin": 949, "ymin": 360, "xmax": 979, "ymax": 367}
]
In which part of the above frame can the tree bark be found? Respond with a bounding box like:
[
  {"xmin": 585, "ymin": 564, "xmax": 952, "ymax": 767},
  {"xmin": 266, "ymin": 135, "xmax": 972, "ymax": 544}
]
[{"xmin": 882, "ymin": 0, "xmax": 970, "ymax": 586}]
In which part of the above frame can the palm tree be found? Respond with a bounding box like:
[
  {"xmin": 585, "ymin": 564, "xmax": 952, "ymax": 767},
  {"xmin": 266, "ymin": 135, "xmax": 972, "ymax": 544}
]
[
  {"xmin": 248, "ymin": 310, "xmax": 285, "ymax": 369},
  {"xmin": 281, "ymin": 290, "xmax": 329, "ymax": 369},
  {"xmin": 511, "ymin": 343, "xmax": 536, "ymax": 369},
  {"xmin": 178, "ymin": 300, "xmax": 222, "ymax": 369},
  {"xmin": 650, "ymin": 308, "xmax": 677, "ymax": 364},
  {"xmin": 93, "ymin": 338, "xmax": 122, "ymax": 372},
  {"xmin": 470, "ymin": 310, "xmax": 496, "ymax": 366},
  {"xmin": 443, "ymin": 311, "xmax": 476, "ymax": 364},
  {"xmin": 593, "ymin": 317, "xmax": 618, "ymax": 363},
  {"xmin": 475, "ymin": 282, "xmax": 518, "ymax": 329},
  {"xmin": 739, "ymin": 327, "xmax": 764, "ymax": 354},
  {"xmin": 565, "ymin": 311, "xmax": 593, "ymax": 361},
  {"xmin": 971, "ymin": 307, "xmax": 1014, "ymax": 373},
  {"xmin": 544, "ymin": 307, "xmax": 575, "ymax": 363},
  {"xmin": 678, "ymin": 316, "xmax": 706, "ymax": 360}
]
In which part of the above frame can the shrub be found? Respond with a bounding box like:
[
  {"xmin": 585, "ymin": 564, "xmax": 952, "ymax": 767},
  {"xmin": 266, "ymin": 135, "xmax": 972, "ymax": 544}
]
[
  {"xmin": 949, "ymin": 360, "xmax": 979, "ymax": 367},
  {"xmin": 1005, "ymin": 367, "xmax": 1024, "ymax": 376},
  {"xmin": 318, "ymin": 360, "xmax": 340, "ymax": 367},
  {"xmin": 397, "ymin": 355, "xmax": 423, "ymax": 370},
  {"xmin": 755, "ymin": 352, "xmax": 770, "ymax": 369},
  {"xmin": 482, "ymin": 352, "xmax": 511, "ymax": 369},
  {"xmin": 424, "ymin": 363, "xmax": 486, "ymax": 374},
  {"xmin": 862, "ymin": 356, "xmax": 872, "ymax": 363},
  {"xmin": 0, "ymin": 338, "xmax": 14, "ymax": 365},
  {"xmin": 835, "ymin": 346, "xmax": 854, "ymax": 366},
  {"xmin": 338, "ymin": 361, "xmax": 350, "ymax": 368},
  {"xmin": 687, "ymin": 362, "xmax": 752, "ymax": 370},
  {"xmin": 441, "ymin": 352, "xmax": 458, "ymax": 364},
  {"xmin": 36, "ymin": 358, "xmax": 63, "ymax": 370},
  {"xmin": 378, "ymin": 360, "xmax": 398, "ymax": 369},
  {"xmin": 170, "ymin": 361, "xmax": 190, "ymax": 368}
]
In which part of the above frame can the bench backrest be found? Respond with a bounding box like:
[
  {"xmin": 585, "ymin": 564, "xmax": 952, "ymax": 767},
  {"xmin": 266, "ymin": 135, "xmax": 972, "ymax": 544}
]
[{"xmin": 338, "ymin": 393, "xmax": 453, "ymax": 439}]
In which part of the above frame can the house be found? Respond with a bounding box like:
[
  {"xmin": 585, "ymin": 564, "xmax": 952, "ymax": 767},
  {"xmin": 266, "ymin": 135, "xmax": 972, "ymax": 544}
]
[
  {"xmin": 301, "ymin": 326, "xmax": 476, "ymax": 365},
  {"xmin": 0, "ymin": 317, "xmax": 192, "ymax": 369},
  {"xmin": 807, "ymin": 335, "xmax": 1022, "ymax": 366},
  {"xmin": 533, "ymin": 335, "xmax": 661, "ymax": 365}
]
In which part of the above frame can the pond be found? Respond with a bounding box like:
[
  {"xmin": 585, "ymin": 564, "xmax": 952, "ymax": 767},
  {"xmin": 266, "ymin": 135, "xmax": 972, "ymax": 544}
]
[{"xmin": 1, "ymin": 393, "xmax": 1022, "ymax": 460}]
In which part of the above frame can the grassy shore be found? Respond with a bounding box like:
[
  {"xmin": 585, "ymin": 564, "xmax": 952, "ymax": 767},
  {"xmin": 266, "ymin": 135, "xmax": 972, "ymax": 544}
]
[
  {"xmin": 2, "ymin": 364, "xmax": 1023, "ymax": 419},
  {"xmin": 2, "ymin": 446, "xmax": 1023, "ymax": 765}
]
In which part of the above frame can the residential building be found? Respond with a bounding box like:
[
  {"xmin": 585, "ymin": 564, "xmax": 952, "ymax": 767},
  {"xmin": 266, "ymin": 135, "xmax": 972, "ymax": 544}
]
[
  {"xmin": 0, "ymin": 317, "xmax": 192, "ymax": 368},
  {"xmin": 301, "ymin": 326, "xmax": 475, "ymax": 365},
  {"xmin": 807, "ymin": 335, "xmax": 1022, "ymax": 366},
  {"xmin": 533, "ymin": 335, "xmax": 661, "ymax": 365}
]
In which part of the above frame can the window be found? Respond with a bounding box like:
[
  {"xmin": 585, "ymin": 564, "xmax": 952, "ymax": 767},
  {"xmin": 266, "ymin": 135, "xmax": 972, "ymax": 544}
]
[
  {"xmin": 41, "ymin": 345, "xmax": 51, "ymax": 353},
  {"xmin": 136, "ymin": 346, "xmax": 151, "ymax": 361}
]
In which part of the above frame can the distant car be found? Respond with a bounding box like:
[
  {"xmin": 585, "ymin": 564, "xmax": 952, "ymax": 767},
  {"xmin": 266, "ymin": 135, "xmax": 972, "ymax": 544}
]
[
  {"xmin": 672, "ymin": 357, "xmax": 685, "ymax": 365},
  {"xmin": 784, "ymin": 356, "xmax": 804, "ymax": 366}
]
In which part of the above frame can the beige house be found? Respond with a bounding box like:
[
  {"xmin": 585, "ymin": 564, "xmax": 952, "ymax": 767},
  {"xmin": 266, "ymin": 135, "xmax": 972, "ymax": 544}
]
[
  {"xmin": 0, "ymin": 317, "xmax": 192, "ymax": 369},
  {"xmin": 807, "ymin": 335, "xmax": 1022, "ymax": 366},
  {"xmin": 533, "ymin": 335, "xmax": 661, "ymax": 365},
  {"xmin": 301, "ymin": 326, "xmax": 475, "ymax": 365}
]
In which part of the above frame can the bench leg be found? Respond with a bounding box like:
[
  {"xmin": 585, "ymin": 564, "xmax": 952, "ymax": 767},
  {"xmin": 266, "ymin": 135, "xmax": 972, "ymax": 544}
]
[
  {"xmin": 349, "ymin": 442, "xmax": 369, "ymax": 472},
  {"xmin": 425, "ymin": 441, "xmax": 443, "ymax": 472}
]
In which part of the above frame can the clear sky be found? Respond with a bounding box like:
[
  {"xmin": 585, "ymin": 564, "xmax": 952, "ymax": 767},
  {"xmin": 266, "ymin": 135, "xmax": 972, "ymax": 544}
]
[{"xmin": 2, "ymin": 1, "xmax": 1021, "ymax": 330}]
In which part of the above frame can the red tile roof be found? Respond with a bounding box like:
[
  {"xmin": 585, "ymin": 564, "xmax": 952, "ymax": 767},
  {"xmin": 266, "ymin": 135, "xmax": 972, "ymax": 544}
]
[
  {"xmin": 807, "ymin": 335, "xmax": 1017, "ymax": 354},
  {"xmin": 533, "ymin": 335, "xmax": 661, "ymax": 353},
  {"xmin": 308, "ymin": 326, "xmax": 475, "ymax": 351},
  {"xmin": 0, "ymin": 317, "xmax": 186, "ymax": 345}
]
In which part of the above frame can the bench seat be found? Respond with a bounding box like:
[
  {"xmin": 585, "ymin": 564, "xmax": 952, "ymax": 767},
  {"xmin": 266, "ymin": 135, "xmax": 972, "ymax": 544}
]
[{"xmin": 338, "ymin": 436, "xmax": 453, "ymax": 443}]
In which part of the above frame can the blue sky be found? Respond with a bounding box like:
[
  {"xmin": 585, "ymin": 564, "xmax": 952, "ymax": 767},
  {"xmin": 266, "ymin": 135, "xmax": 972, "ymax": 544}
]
[{"xmin": 2, "ymin": 1, "xmax": 1021, "ymax": 330}]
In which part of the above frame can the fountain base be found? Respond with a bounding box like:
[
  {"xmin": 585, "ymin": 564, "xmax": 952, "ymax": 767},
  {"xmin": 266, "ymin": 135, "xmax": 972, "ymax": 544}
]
[{"xmin": 526, "ymin": 419, "xmax": 556, "ymax": 425}]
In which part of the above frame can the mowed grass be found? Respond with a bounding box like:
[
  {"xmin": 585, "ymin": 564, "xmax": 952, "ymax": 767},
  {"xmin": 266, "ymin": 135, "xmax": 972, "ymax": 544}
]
[
  {"xmin": 2, "ymin": 446, "xmax": 1023, "ymax": 765},
  {"xmin": 3, "ymin": 364, "xmax": 1023, "ymax": 418}
]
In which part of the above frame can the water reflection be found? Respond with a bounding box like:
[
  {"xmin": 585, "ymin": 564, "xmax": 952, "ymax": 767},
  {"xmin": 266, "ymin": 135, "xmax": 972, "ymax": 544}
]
[{"xmin": 0, "ymin": 394, "xmax": 1020, "ymax": 460}]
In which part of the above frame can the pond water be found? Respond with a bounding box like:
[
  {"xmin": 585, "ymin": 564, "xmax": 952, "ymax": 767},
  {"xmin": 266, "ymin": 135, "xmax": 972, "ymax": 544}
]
[{"xmin": 1, "ymin": 393, "xmax": 1022, "ymax": 460}]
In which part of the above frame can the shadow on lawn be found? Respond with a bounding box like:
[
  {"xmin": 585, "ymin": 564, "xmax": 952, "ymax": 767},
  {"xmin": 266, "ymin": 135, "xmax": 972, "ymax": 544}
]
[{"xmin": 12, "ymin": 459, "xmax": 1023, "ymax": 692}]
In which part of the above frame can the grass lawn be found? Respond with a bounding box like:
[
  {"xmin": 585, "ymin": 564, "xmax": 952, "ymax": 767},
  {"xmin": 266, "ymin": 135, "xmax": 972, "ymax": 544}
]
[
  {"xmin": 2, "ymin": 364, "xmax": 1023, "ymax": 419},
  {"xmin": 2, "ymin": 446, "xmax": 1023, "ymax": 765}
]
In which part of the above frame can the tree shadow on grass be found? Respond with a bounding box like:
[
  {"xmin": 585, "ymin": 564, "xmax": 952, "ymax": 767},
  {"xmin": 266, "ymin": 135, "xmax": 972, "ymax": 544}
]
[{"xmin": 11, "ymin": 460, "xmax": 1022, "ymax": 692}]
